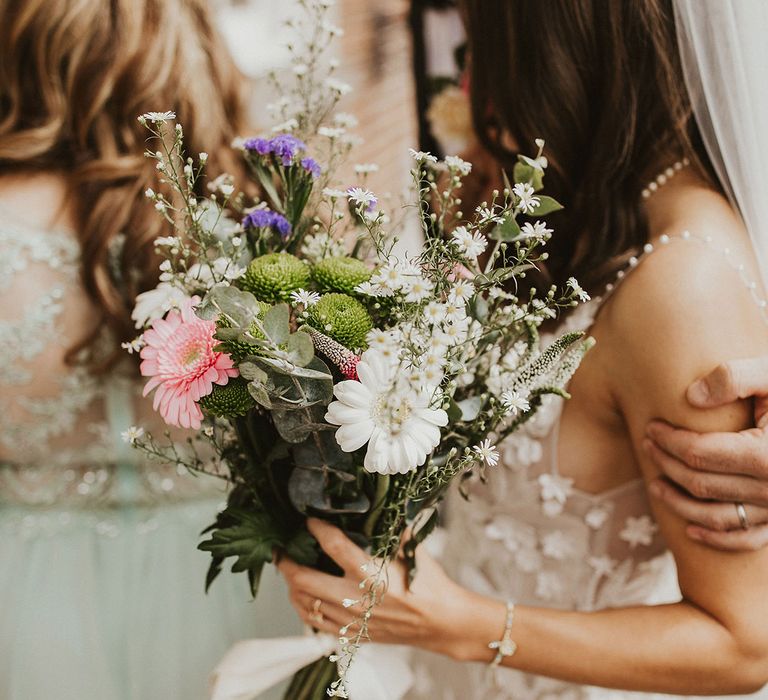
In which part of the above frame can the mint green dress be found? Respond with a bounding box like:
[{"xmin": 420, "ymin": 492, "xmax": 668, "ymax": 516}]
[{"xmin": 0, "ymin": 214, "xmax": 299, "ymax": 700}]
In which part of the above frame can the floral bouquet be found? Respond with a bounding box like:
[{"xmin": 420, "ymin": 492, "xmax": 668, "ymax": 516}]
[{"xmin": 125, "ymin": 2, "xmax": 592, "ymax": 698}]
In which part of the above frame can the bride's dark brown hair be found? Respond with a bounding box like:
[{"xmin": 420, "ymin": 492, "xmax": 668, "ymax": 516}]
[
  {"xmin": 0, "ymin": 0, "xmax": 246, "ymax": 366},
  {"xmin": 461, "ymin": 0, "xmax": 720, "ymax": 289}
]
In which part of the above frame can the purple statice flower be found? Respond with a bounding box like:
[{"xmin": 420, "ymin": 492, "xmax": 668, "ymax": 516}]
[
  {"xmin": 243, "ymin": 134, "xmax": 306, "ymax": 166},
  {"xmin": 300, "ymin": 157, "xmax": 322, "ymax": 178},
  {"xmin": 242, "ymin": 208, "xmax": 292, "ymax": 238}
]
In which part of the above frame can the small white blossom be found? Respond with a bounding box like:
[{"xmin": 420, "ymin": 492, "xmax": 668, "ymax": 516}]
[
  {"xmin": 334, "ymin": 112, "xmax": 358, "ymax": 128},
  {"xmin": 501, "ymin": 390, "xmax": 531, "ymax": 414},
  {"xmin": 476, "ymin": 206, "xmax": 504, "ymax": 226},
  {"xmin": 444, "ymin": 155, "xmax": 472, "ymax": 176},
  {"xmin": 567, "ymin": 277, "xmax": 591, "ymax": 302},
  {"xmin": 520, "ymin": 220, "xmax": 553, "ymax": 240},
  {"xmin": 131, "ymin": 283, "xmax": 189, "ymax": 328},
  {"xmin": 408, "ymin": 148, "xmax": 438, "ymax": 164},
  {"xmin": 318, "ymin": 126, "xmax": 346, "ymax": 139},
  {"xmin": 140, "ymin": 111, "xmax": 176, "ymax": 123},
  {"xmin": 293, "ymin": 63, "xmax": 309, "ymax": 76},
  {"xmin": 199, "ymin": 152, "xmax": 208, "ymax": 163},
  {"xmin": 473, "ymin": 439, "xmax": 499, "ymax": 467},
  {"xmin": 354, "ymin": 163, "xmax": 380, "ymax": 174},
  {"xmin": 271, "ymin": 118, "xmax": 299, "ymax": 133},
  {"xmin": 513, "ymin": 182, "xmax": 541, "ymax": 214},
  {"xmin": 619, "ymin": 516, "xmax": 658, "ymax": 549},
  {"xmin": 341, "ymin": 598, "xmax": 357, "ymax": 608},
  {"xmin": 403, "ymin": 276, "xmax": 434, "ymax": 303},
  {"xmin": 346, "ymin": 187, "xmax": 377, "ymax": 208},
  {"xmin": 121, "ymin": 338, "xmax": 144, "ymax": 354},
  {"xmin": 325, "ymin": 78, "xmax": 352, "ymax": 95},
  {"xmin": 154, "ymin": 236, "xmax": 181, "ymax": 248},
  {"xmin": 448, "ymin": 280, "xmax": 475, "ymax": 304},
  {"xmin": 290, "ymin": 289, "xmax": 321, "ymax": 307},
  {"xmin": 121, "ymin": 426, "xmax": 145, "ymax": 444},
  {"xmin": 452, "ymin": 226, "xmax": 487, "ymax": 259}
]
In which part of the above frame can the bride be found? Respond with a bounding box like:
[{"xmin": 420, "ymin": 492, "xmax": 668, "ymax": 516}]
[{"xmin": 278, "ymin": 0, "xmax": 768, "ymax": 697}]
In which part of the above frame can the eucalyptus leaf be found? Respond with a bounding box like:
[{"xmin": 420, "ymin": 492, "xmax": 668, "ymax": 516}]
[
  {"xmin": 513, "ymin": 161, "xmax": 544, "ymax": 191},
  {"xmin": 247, "ymin": 382, "xmax": 273, "ymax": 409},
  {"xmin": 201, "ymin": 286, "xmax": 260, "ymax": 326},
  {"xmin": 286, "ymin": 330, "xmax": 315, "ymax": 368},
  {"xmin": 239, "ymin": 362, "xmax": 269, "ymax": 383},
  {"xmin": 263, "ymin": 303, "xmax": 291, "ymax": 345}
]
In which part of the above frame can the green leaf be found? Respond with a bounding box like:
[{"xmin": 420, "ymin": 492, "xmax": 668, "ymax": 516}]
[
  {"xmin": 239, "ymin": 362, "xmax": 269, "ymax": 383},
  {"xmin": 533, "ymin": 195, "xmax": 563, "ymax": 216},
  {"xmin": 513, "ymin": 161, "xmax": 544, "ymax": 191},
  {"xmin": 284, "ymin": 530, "xmax": 319, "ymax": 566},
  {"xmin": 489, "ymin": 214, "xmax": 522, "ymax": 242},
  {"xmin": 198, "ymin": 508, "xmax": 282, "ymax": 597},
  {"xmin": 286, "ymin": 330, "xmax": 315, "ymax": 368},
  {"xmin": 251, "ymin": 159, "xmax": 284, "ymax": 212},
  {"xmin": 262, "ymin": 303, "xmax": 291, "ymax": 345},
  {"xmin": 446, "ymin": 399, "xmax": 462, "ymax": 423},
  {"xmin": 199, "ymin": 286, "xmax": 260, "ymax": 326},
  {"xmin": 247, "ymin": 381, "xmax": 273, "ymax": 409}
]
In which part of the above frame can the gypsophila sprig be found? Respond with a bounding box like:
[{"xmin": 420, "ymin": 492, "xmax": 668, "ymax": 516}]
[{"xmin": 126, "ymin": 2, "xmax": 592, "ymax": 696}]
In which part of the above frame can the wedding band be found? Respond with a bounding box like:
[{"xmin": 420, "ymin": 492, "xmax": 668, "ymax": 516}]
[
  {"xmin": 736, "ymin": 502, "xmax": 750, "ymax": 530},
  {"xmin": 308, "ymin": 598, "xmax": 324, "ymax": 625}
]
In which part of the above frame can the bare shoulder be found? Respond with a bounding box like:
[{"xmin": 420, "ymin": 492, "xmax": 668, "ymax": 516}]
[
  {"xmin": 600, "ymin": 180, "xmax": 768, "ymax": 432},
  {"xmin": 0, "ymin": 171, "xmax": 74, "ymax": 232}
]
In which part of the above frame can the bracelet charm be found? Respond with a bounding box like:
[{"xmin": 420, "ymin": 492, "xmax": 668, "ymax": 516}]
[{"xmin": 488, "ymin": 600, "xmax": 517, "ymax": 667}]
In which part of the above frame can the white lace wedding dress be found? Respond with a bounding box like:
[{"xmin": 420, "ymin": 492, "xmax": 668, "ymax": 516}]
[
  {"xmin": 0, "ymin": 211, "xmax": 297, "ymax": 700},
  {"xmin": 409, "ymin": 235, "xmax": 768, "ymax": 700}
]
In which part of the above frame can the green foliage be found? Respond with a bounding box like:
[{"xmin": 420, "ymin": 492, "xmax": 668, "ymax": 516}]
[
  {"xmin": 215, "ymin": 299, "xmax": 271, "ymax": 361},
  {"xmin": 199, "ymin": 378, "xmax": 257, "ymax": 417},
  {"xmin": 199, "ymin": 506, "xmax": 318, "ymax": 597},
  {"xmin": 312, "ymin": 256, "xmax": 372, "ymax": 295},
  {"xmin": 240, "ymin": 252, "xmax": 310, "ymax": 302},
  {"xmin": 305, "ymin": 293, "xmax": 372, "ymax": 350}
]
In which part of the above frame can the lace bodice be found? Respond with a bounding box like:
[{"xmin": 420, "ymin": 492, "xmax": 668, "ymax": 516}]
[{"xmin": 0, "ymin": 212, "xmax": 226, "ymax": 523}]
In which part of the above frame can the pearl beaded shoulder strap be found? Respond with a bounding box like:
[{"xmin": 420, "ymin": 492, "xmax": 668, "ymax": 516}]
[{"xmin": 593, "ymin": 159, "xmax": 768, "ymax": 325}]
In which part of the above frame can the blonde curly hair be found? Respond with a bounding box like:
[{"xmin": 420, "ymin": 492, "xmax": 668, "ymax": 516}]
[{"xmin": 0, "ymin": 0, "xmax": 247, "ymax": 366}]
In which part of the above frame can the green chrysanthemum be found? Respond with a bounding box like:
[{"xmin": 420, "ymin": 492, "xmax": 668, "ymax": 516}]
[
  {"xmin": 312, "ymin": 256, "xmax": 371, "ymax": 295},
  {"xmin": 240, "ymin": 252, "xmax": 310, "ymax": 303},
  {"xmin": 306, "ymin": 293, "xmax": 372, "ymax": 350},
  {"xmin": 199, "ymin": 378, "xmax": 256, "ymax": 418},
  {"xmin": 216, "ymin": 300, "xmax": 271, "ymax": 361}
]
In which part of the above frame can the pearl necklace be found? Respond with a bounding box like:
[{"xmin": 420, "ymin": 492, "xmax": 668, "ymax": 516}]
[
  {"xmin": 594, "ymin": 159, "xmax": 768, "ymax": 321},
  {"xmin": 640, "ymin": 157, "xmax": 690, "ymax": 200}
]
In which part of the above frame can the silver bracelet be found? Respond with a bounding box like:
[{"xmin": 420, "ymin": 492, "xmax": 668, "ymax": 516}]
[{"xmin": 488, "ymin": 600, "xmax": 517, "ymax": 666}]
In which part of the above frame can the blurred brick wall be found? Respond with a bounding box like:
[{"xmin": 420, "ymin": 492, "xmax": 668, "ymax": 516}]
[{"xmin": 334, "ymin": 0, "xmax": 417, "ymax": 199}]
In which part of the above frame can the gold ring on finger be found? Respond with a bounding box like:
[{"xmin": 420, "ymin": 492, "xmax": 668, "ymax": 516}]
[{"xmin": 308, "ymin": 598, "xmax": 325, "ymax": 625}]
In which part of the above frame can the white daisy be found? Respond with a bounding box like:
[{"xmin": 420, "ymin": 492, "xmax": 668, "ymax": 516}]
[
  {"xmin": 325, "ymin": 349, "xmax": 449, "ymax": 475},
  {"xmin": 501, "ymin": 390, "xmax": 531, "ymax": 414},
  {"xmin": 403, "ymin": 276, "xmax": 434, "ymax": 303},
  {"xmin": 520, "ymin": 220, "xmax": 553, "ymax": 240},
  {"xmin": 290, "ymin": 289, "xmax": 321, "ymax": 307},
  {"xmin": 513, "ymin": 183, "xmax": 541, "ymax": 214},
  {"xmin": 346, "ymin": 187, "xmax": 377, "ymax": 208},
  {"xmin": 121, "ymin": 426, "xmax": 145, "ymax": 444},
  {"xmin": 408, "ymin": 148, "xmax": 438, "ymax": 164},
  {"xmin": 449, "ymin": 280, "xmax": 475, "ymax": 304},
  {"xmin": 131, "ymin": 283, "xmax": 189, "ymax": 328},
  {"xmin": 453, "ymin": 228, "xmax": 487, "ymax": 259},
  {"xmin": 473, "ymin": 439, "xmax": 499, "ymax": 467},
  {"xmin": 139, "ymin": 111, "xmax": 176, "ymax": 123},
  {"xmin": 567, "ymin": 277, "xmax": 591, "ymax": 302},
  {"xmin": 423, "ymin": 301, "xmax": 445, "ymax": 324}
]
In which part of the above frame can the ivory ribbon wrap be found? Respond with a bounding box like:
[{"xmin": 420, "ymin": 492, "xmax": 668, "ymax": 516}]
[{"xmin": 209, "ymin": 633, "xmax": 413, "ymax": 700}]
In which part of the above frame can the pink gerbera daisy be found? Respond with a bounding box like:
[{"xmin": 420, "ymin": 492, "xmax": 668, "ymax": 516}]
[{"xmin": 139, "ymin": 296, "xmax": 238, "ymax": 429}]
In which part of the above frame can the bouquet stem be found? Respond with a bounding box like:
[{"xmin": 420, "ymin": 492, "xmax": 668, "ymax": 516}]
[{"xmin": 283, "ymin": 656, "xmax": 339, "ymax": 700}]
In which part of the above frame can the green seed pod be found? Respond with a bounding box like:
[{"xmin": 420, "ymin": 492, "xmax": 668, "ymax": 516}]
[
  {"xmin": 240, "ymin": 252, "xmax": 310, "ymax": 303},
  {"xmin": 312, "ymin": 256, "xmax": 371, "ymax": 295},
  {"xmin": 199, "ymin": 378, "xmax": 256, "ymax": 418},
  {"xmin": 306, "ymin": 293, "xmax": 372, "ymax": 350}
]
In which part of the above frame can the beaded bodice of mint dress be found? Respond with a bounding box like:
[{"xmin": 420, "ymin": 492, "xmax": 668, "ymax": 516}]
[
  {"xmin": 0, "ymin": 211, "xmax": 297, "ymax": 700},
  {"xmin": 408, "ymin": 234, "xmax": 768, "ymax": 700}
]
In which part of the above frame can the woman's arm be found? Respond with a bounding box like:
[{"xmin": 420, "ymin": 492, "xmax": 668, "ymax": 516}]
[{"xmin": 279, "ymin": 236, "xmax": 768, "ymax": 695}]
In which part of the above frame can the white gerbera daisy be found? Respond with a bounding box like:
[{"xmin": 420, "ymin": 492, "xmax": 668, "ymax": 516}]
[{"xmin": 325, "ymin": 349, "xmax": 449, "ymax": 475}]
